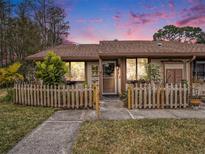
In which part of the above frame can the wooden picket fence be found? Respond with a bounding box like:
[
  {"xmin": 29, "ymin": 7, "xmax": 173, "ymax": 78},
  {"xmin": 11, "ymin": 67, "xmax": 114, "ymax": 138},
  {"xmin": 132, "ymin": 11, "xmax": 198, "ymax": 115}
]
[
  {"xmin": 14, "ymin": 83, "xmax": 100, "ymax": 110},
  {"xmin": 127, "ymin": 83, "xmax": 189, "ymax": 109}
]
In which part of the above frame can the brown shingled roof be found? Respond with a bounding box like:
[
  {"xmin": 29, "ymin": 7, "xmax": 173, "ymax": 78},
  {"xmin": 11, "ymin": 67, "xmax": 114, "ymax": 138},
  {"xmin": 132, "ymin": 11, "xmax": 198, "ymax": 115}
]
[
  {"xmin": 26, "ymin": 44, "xmax": 99, "ymax": 60},
  {"xmin": 27, "ymin": 40, "xmax": 205, "ymax": 60},
  {"xmin": 99, "ymin": 40, "xmax": 205, "ymax": 57}
]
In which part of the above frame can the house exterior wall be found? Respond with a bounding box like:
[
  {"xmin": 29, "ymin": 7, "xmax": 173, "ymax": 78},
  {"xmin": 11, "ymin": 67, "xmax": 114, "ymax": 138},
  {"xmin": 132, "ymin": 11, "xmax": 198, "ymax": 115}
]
[
  {"xmin": 86, "ymin": 62, "xmax": 99, "ymax": 85},
  {"xmin": 150, "ymin": 59, "xmax": 191, "ymax": 84},
  {"xmin": 68, "ymin": 58, "xmax": 193, "ymax": 96},
  {"xmin": 193, "ymin": 83, "xmax": 205, "ymax": 96},
  {"xmin": 192, "ymin": 59, "xmax": 205, "ymax": 96}
]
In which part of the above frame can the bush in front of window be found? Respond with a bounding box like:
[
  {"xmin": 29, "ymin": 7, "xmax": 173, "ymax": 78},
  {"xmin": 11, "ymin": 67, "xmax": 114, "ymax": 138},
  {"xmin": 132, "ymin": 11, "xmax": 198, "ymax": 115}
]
[
  {"xmin": 145, "ymin": 63, "xmax": 161, "ymax": 83},
  {"xmin": 35, "ymin": 51, "xmax": 67, "ymax": 85}
]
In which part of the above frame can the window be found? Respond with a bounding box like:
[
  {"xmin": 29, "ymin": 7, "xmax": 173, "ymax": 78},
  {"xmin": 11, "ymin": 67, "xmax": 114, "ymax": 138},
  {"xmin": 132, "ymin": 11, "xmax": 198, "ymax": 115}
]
[
  {"xmin": 137, "ymin": 58, "xmax": 148, "ymax": 80},
  {"xmin": 65, "ymin": 62, "xmax": 85, "ymax": 81},
  {"xmin": 126, "ymin": 58, "xmax": 148, "ymax": 80},
  {"xmin": 126, "ymin": 59, "xmax": 136, "ymax": 80},
  {"xmin": 91, "ymin": 65, "xmax": 99, "ymax": 77},
  {"xmin": 195, "ymin": 61, "xmax": 205, "ymax": 80}
]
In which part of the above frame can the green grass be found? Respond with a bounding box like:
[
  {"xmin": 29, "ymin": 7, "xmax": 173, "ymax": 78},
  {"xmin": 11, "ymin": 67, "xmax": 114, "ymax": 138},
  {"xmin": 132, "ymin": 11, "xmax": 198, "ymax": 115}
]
[
  {"xmin": 0, "ymin": 102, "xmax": 55, "ymax": 154},
  {"xmin": 72, "ymin": 120, "xmax": 205, "ymax": 154}
]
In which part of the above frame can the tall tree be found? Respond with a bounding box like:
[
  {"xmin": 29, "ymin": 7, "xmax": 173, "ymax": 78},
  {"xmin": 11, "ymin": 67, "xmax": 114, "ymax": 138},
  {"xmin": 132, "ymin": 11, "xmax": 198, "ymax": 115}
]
[
  {"xmin": 0, "ymin": 0, "xmax": 13, "ymax": 66},
  {"xmin": 47, "ymin": 6, "xmax": 69, "ymax": 46},
  {"xmin": 0, "ymin": 0, "xmax": 69, "ymax": 66},
  {"xmin": 153, "ymin": 25, "xmax": 205, "ymax": 43}
]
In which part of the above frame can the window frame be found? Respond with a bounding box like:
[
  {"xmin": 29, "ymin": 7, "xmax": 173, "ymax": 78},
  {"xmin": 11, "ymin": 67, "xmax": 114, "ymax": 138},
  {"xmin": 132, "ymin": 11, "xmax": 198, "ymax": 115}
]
[
  {"xmin": 126, "ymin": 58, "xmax": 137, "ymax": 81},
  {"xmin": 126, "ymin": 58, "xmax": 149, "ymax": 81},
  {"xmin": 91, "ymin": 64, "xmax": 99, "ymax": 77},
  {"xmin": 194, "ymin": 61, "xmax": 205, "ymax": 81}
]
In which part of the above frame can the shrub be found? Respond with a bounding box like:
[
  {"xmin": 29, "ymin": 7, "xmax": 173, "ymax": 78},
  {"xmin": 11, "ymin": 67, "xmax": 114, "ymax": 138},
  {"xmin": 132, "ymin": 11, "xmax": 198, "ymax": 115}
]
[
  {"xmin": 19, "ymin": 61, "xmax": 36, "ymax": 82},
  {"xmin": 120, "ymin": 91, "xmax": 128, "ymax": 107},
  {"xmin": 2, "ymin": 89, "xmax": 14, "ymax": 103},
  {"xmin": 35, "ymin": 51, "xmax": 67, "ymax": 85},
  {"xmin": 145, "ymin": 63, "xmax": 161, "ymax": 83},
  {"xmin": 0, "ymin": 62, "xmax": 24, "ymax": 87}
]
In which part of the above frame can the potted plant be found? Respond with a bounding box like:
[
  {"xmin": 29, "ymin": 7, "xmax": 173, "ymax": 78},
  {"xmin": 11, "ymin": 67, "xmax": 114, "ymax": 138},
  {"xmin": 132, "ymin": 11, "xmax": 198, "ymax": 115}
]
[{"xmin": 190, "ymin": 89, "xmax": 201, "ymax": 109}]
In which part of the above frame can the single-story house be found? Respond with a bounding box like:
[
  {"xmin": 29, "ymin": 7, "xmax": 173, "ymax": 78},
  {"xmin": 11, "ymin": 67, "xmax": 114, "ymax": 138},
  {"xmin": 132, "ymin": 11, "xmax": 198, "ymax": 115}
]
[{"xmin": 27, "ymin": 40, "xmax": 205, "ymax": 96}]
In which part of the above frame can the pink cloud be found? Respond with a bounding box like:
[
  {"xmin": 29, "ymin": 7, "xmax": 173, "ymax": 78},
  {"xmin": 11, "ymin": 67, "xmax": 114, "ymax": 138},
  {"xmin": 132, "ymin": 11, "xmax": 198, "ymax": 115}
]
[
  {"xmin": 112, "ymin": 15, "xmax": 120, "ymax": 21},
  {"xmin": 112, "ymin": 11, "xmax": 121, "ymax": 22},
  {"xmin": 75, "ymin": 18, "xmax": 103, "ymax": 23},
  {"xmin": 68, "ymin": 26, "xmax": 107, "ymax": 43},
  {"xmin": 129, "ymin": 11, "xmax": 170, "ymax": 25},
  {"xmin": 176, "ymin": 16, "xmax": 205, "ymax": 27},
  {"xmin": 176, "ymin": 0, "xmax": 205, "ymax": 27},
  {"xmin": 111, "ymin": 11, "xmax": 164, "ymax": 40},
  {"xmin": 168, "ymin": 0, "xmax": 175, "ymax": 10},
  {"xmin": 143, "ymin": 4, "xmax": 156, "ymax": 10}
]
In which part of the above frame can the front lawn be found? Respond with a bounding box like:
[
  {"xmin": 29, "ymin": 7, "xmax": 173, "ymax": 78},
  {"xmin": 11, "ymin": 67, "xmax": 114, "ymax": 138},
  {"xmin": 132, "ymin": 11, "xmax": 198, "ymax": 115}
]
[
  {"xmin": 73, "ymin": 119, "xmax": 205, "ymax": 154},
  {"xmin": 0, "ymin": 102, "xmax": 55, "ymax": 154},
  {"xmin": 0, "ymin": 89, "xmax": 7, "ymax": 100}
]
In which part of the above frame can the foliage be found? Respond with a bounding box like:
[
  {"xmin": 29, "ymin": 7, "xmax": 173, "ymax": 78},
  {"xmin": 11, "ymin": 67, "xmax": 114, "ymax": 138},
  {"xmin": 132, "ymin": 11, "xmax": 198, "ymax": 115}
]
[
  {"xmin": 0, "ymin": 62, "xmax": 24, "ymax": 87},
  {"xmin": 46, "ymin": 6, "xmax": 69, "ymax": 46},
  {"xmin": 120, "ymin": 91, "xmax": 128, "ymax": 107},
  {"xmin": 19, "ymin": 61, "xmax": 36, "ymax": 82},
  {"xmin": 35, "ymin": 51, "xmax": 67, "ymax": 85},
  {"xmin": 73, "ymin": 120, "xmax": 205, "ymax": 153},
  {"xmin": 0, "ymin": 0, "xmax": 69, "ymax": 66},
  {"xmin": 0, "ymin": 102, "xmax": 55, "ymax": 154},
  {"xmin": 153, "ymin": 25, "xmax": 205, "ymax": 43},
  {"xmin": 197, "ymin": 32, "xmax": 205, "ymax": 43},
  {"xmin": 145, "ymin": 63, "xmax": 161, "ymax": 83},
  {"xmin": 1, "ymin": 89, "xmax": 14, "ymax": 103}
]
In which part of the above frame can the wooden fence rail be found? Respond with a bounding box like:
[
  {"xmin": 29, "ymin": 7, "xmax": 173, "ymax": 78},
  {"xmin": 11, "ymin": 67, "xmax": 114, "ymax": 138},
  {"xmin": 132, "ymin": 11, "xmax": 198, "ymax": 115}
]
[
  {"xmin": 14, "ymin": 83, "xmax": 99, "ymax": 109},
  {"xmin": 128, "ymin": 83, "xmax": 189, "ymax": 109}
]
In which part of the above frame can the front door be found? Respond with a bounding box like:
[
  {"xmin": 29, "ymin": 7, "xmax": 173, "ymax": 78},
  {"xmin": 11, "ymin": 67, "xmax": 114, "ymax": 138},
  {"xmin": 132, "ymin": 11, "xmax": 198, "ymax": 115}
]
[{"xmin": 102, "ymin": 61, "xmax": 116, "ymax": 94}]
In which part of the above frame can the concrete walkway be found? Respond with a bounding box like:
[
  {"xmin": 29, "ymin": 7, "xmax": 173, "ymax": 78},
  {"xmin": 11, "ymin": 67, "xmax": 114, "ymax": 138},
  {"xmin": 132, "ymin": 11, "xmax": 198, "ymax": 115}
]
[
  {"xmin": 8, "ymin": 97, "xmax": 205, "ymax": 154},
  {"xmin": 100, "ymin": 96, "xmax": 205, "ymax": 119},
  {"xmin": 8, "ymin": 110, "xmax": 96, "ymax": 154}
]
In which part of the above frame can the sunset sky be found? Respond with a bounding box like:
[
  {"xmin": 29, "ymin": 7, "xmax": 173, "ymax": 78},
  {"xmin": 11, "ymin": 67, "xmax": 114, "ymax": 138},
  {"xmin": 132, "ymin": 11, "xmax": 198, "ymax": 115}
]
[{"xmin": 14, "ymin": 0, "xmax": 205, "ymax": 43}]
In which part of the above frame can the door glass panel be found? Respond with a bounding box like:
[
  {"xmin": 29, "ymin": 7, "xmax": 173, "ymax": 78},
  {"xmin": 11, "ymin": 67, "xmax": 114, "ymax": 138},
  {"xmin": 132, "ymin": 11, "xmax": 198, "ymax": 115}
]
[{"xmin": 103, "ymin": 63, "xmax": 115, "ymax": 77}]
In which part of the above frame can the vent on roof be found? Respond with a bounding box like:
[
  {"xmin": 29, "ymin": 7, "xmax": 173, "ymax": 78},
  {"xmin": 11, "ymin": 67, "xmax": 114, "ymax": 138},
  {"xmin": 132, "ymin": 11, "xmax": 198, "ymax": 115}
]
[{"xmin": 157, "ymin": 42, "xmax": 162, "ymax": 47}]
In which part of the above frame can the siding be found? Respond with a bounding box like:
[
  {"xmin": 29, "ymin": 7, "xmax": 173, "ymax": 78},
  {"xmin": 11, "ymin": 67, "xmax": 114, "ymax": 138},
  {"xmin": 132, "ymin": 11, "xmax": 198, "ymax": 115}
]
[
  {"xmin": 87, "ymin": 62, "xmax": 99, "ymax": 85},
  {"xmin": 150, "ymin": 59, "xmax": 191, "ymax": 84}
]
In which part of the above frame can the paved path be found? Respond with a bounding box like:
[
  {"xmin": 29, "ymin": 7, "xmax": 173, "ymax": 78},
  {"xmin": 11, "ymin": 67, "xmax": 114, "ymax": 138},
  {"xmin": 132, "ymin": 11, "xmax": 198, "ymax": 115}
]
[
  {"xmin": 8, "ymin": 110, "xmax": 96, "ymax": 154},
  {"xmin": 100, "ymin": 96, "xmax": 205, "ymax": 119},
  {"xmin": 8, "ymin": 97, "xmax": 205, "ymax": 154}
]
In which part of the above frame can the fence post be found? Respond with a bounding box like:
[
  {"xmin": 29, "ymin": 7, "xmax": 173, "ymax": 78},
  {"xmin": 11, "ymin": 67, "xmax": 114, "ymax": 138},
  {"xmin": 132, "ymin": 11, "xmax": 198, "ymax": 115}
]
[
  {"xmin": 95, "ymin": 84, "xmax": 100, "ymax": 119},
  {"xmin": 93, "ymin": 83, "xmax": 96, "ymax": 105},
  {"xmin": 128, "ymin": 85, "xmax": 132, "ymax": 109}
]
